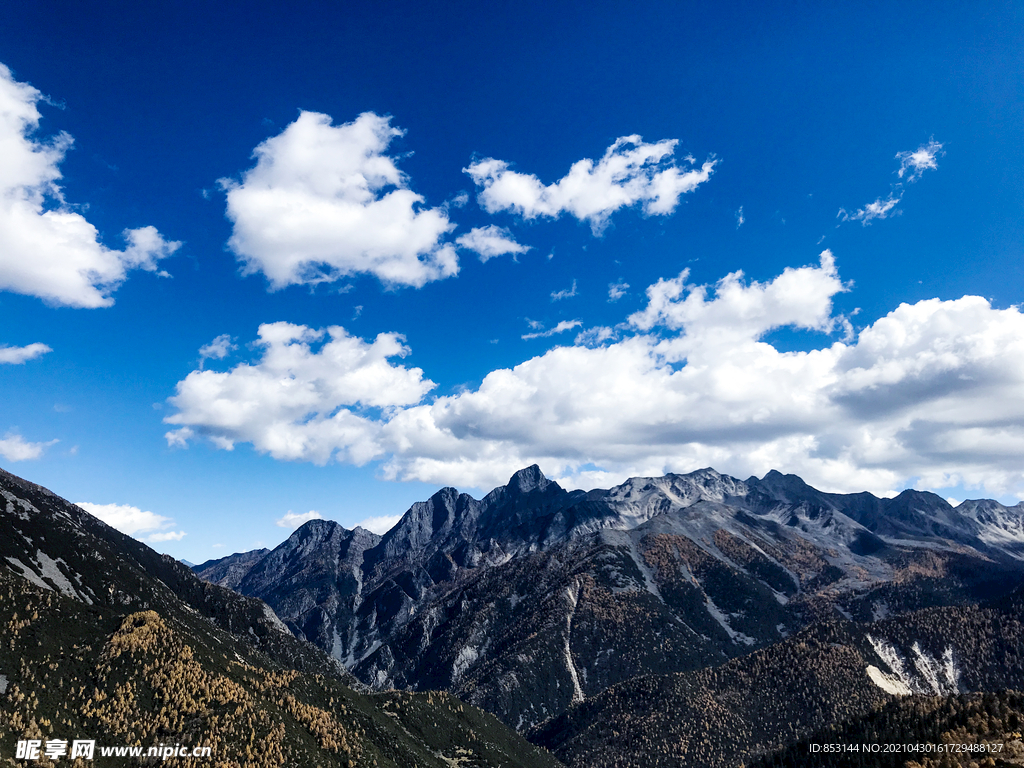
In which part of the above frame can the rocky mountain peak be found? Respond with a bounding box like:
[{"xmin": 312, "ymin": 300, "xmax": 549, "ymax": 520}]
[
  {"xmin": 295, "ymin": 517, "xmax": 346, "ymax": 536},
  {"xmin": 507, "ymin": 464, "xmax": 551, "ymax": 495},
  {"xmin": 752, "ymin": 469, "xmax": 820, "ymax": 501}
]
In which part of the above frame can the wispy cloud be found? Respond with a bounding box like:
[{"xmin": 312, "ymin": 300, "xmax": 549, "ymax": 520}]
[
  {"xmin": 897, "ymin": 139, "xmax": 943, "ymax": 181},
  {"xmin": 198, "ymin": 334, "xmax": 236, "ymax": 368},
  {"xmin": 735, "ymin": 206, "xmax": 745, "ymax": 228},
  {"xmin": 574, "ymin": 326, "xmax": 616, "ymax": 347},
  {"xmin": 838, "ymin": 194, "xmax": 902, "ymax": 225},
  {"xmin": 838, "ymin": 139, "xmax": 943, "ymax": 226},
  {"xmin": 607, "ymin": 281, "xmax": 629, "ymax": 301},
  {"xmin": 521, "ymin": 319, "xmax": 582, "ymax": 340},
  {"xmin": 551, "ymin": 279, "xmax": 578, "ymax": 301}
]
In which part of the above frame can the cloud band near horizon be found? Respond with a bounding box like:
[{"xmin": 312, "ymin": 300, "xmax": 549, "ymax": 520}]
[{"xmin": 163, "ymin": 251, "xmax": 1024, "ymax": 501}]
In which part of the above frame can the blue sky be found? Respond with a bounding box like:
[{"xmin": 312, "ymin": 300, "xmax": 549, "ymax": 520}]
[{"xmin": 1, "ymin": 1, "xmax": 1023, "ymax": 562}]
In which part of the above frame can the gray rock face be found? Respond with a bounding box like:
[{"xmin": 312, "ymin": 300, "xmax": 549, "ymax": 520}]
[
  {"xmin": 194, "ymin": 464, "xmax": 1024, "ymax": 731},
  {"xmin": 192, "ymin": 548, "xmax": 269, "ymax": 589}
]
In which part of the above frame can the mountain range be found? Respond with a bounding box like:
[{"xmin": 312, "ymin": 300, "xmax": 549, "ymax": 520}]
[
  {"xmin": 4, "ymin": 460, "xmax": 1023, "ymax": 767},
  {"xmin": 192, "ymin": 464, "xmax": 1024, "ymax": 764}
]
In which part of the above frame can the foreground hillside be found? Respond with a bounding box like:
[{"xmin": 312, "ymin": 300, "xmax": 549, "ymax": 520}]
[
  {"xmin": 195, "ymin": 466, "xmax": 1024, "ymax": 733},
  {"xmin": 0, "ymin": 467, "xmax": 562, "ymax": 768},
  {"xmin": 531, "ymin": 588, "xmax": 1024, "ymax": 768},
  {"xmin": 749, "ymin": 690, "xmax": 1024, "ymax": 768}
]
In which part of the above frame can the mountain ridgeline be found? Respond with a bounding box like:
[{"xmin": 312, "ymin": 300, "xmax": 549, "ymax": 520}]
[{"xmin": 194, "ymin": 465, "xmax": 1024, "ymax": 759}]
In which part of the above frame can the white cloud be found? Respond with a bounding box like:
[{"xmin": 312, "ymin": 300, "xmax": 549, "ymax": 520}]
[
  {"xmin": 165, "ymin": 252, "xmax": 1024, "ymax": 501},
  {"xmin": 455, "ymin": 225, "xmax": 530, "ymax": 262},
  {"xmin": 0, "ymin": 342, "xmax": 51, "ymax": 364},
  {"xmin": 355, "ymin": 513, "xmax": 402, "ymax": 534},
  {"xmin": 607, "ymin": 281, "xmax": 629, "ymax": 301},
  {"xmin": 839, "ymin": 194, "xmax": 902, "ymax": 225},
  {"xmin": 379, "ymin": 252, "xmax": 1024, "ymax": 496},
  {"xmin": 222, "ymin": 111, "xmax": 458, "ymax": 290},
  {"xmin": 275, "ymin": 510, "xmax": 325, "ymax": 529},
  {"xmin": 76, "ymin": 501, "xmax": 184, "ymax": 542},
  {"xmin": 521, "ymin": 320, "xmax": 582, "ymax": 340},
  {"xmin": 0, "ymin": 64, "xmax": 179, "ymax": 308},
  {"xmin": 628, "ymin": 251, "xmax": 847, "ymax": 338},
  {"xmin": 164, "ymin": 321, "xmax": 434, "ymax": 464},
  {"xmin": 897, "ymin": 139, "xmax": 943, "ymax": 181},
  {"xmin": 0, "ymin": 432, "xmax": 56, "ymax": 461},
  {"xmin": 465, "ymin": 135, "xmax": 715, "ymax": 234},
  {"xmin": 198, "ymin": 334, "xmax": 236, "ymax": 367},
  {"xmin": 551, "ymin": 279, "xmax": 578, "ymax": 301},
  {"xmin": 148, "ymin": 530, "xmax": 187, "ymax": 542},
  {"xmin": 838, "ymin": 139, "xmax": 943, "ymax": 226},
  {"xmin": 574, "ymin": 326, "xmax": 617, "ymax": 347},
  {"xmin": 735, "ymin": 206, "xmax": 745, "ymax": 228}
]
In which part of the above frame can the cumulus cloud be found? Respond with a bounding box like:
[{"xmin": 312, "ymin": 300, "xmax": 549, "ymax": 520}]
[
  {"xmin": 76, "ymin": 501, "xmax": 185, "ymax": 542},
  {"xmin": 551, "ymin": 279, "xmax": 578, "ymax": 301},
  {"xmin": 198, "ymin": 334, "xmax": 236, "ymax": 367},
  {"xmin": 165, "ymin": 252, "xmax": 1024, "ymax": 500},
  {"xmin": 455, "ymin": 225, "xmax": 530, "ymax": 262},
  {"xmin": 897, "ymin": 139, "xmax": 943, "ymax": 181},
  {"xmin": 0, "ymin": 64, "xmax": 179, "ymax": 308},
  {"xmin": 521, "ymin": 320, "xmax": 582, "ymax": 340},
  {"xmin": 0, "ymin": 342, "xmax": 51, "ymax": 364},
  {"xmin": 465, "ymin": 135, "xmax": 715, "ymax": 234},
  {"xmin": 628, "ymin": 251, "xmax": 848, "ymax": 339},
  {"xmin": 164, "ymin": 321, "xmax": 435, "ymax": 464},
  {"xmin": 222, "ymin": 111, "xmax": 458, "ymax": 289},
  {"xmin": 380, "ymin": 252, "xmax": 1024, "ymax": 496},
  {"xmin": 0, "ymin": 432, "xmax": 56, "ymax": 461},
  {"xmin": 275, "ymin": 510, "xmax": 325, "ymax": 529},
  {"xmin": 355, "ymin": 513, "xmax": 402, "ymax": 534}
]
